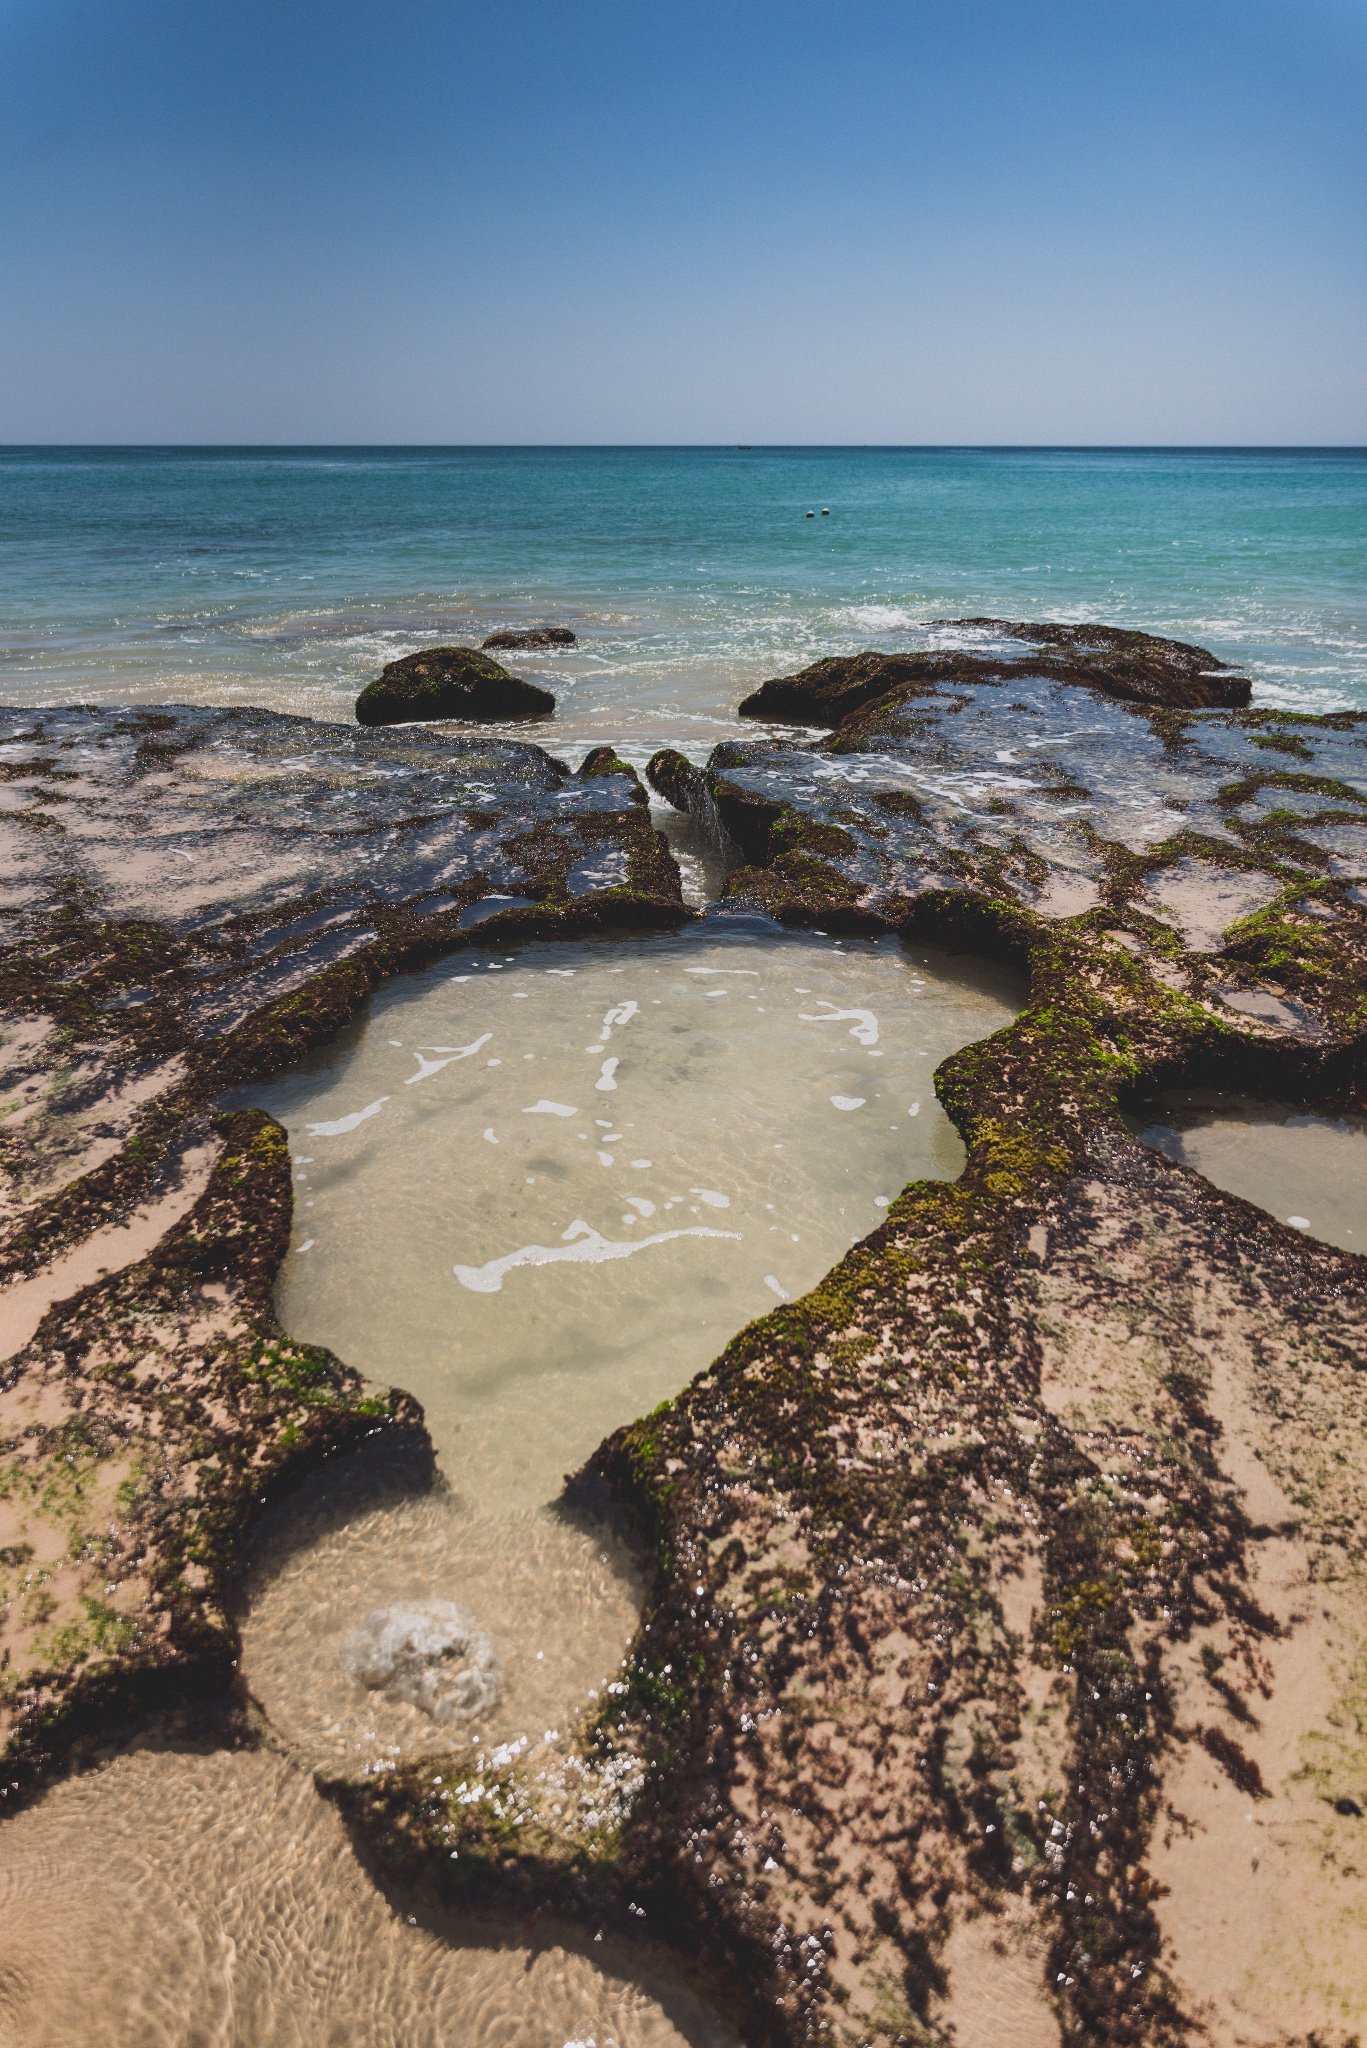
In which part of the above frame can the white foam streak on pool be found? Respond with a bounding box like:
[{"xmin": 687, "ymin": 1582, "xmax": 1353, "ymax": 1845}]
[
  {"xmin": 455, "ymin": 1218, "xmax": 743, "ymax": 1294},
  {"xmin": 235, "ymin": 930, "xmax": 1020, "ymax": 1771},
  {"xmin": 0, "ymin": 1746, "xmax": 733, "ymax": 2048},
  {"xmin": 1136, "ymin": 1094, "xmax": 1367, "ymax": 1252}
]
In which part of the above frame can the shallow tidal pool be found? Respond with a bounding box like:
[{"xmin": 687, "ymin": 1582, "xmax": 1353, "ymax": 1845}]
[
  {"xmin": 1135, "ymin": 1092, "xmax": 1367, "ymax": 1253},
  {"xmin": 234, "ymin": 925, "xmax": 1024, "ymax": 1774}
]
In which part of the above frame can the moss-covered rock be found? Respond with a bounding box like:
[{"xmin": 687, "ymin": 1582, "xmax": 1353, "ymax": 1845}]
[
  {"xmin": 0, "ymin": 1108, "xmax": 428, "ymax": 1791},
  {"xmin": 355, "ymin": 646, "xmax": 555, "ymax": 725}
]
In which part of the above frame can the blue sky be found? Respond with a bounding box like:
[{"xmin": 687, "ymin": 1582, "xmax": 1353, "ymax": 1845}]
[{"xmin": 0, "ymin": 0, "xmax": 1363, "ymax": 442}]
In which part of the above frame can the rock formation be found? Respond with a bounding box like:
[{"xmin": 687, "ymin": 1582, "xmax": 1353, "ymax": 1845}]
[
  {"xmin": 481, "ymin": 626, "xmax": 577, "ymax": 650},
  {"xmin": 0, "ymin": 703, "xmax": 681, "ymax": 1785},
  {"xmin": 356, "ymin": 646, "xmax": 555, "ymax": 725},
  {"xmin": 737, "ymin": 621, "xmax": 1251, "ymax": 726},
  {"xmin": 4, "ymin": 632, "xmax": 1367, "ymax": 2048}
]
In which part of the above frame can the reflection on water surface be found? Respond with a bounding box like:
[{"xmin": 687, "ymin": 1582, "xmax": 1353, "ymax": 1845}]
[{"xmin": 1135, "ymin": 1092, "xmax": 1367, "ymax": 1253}]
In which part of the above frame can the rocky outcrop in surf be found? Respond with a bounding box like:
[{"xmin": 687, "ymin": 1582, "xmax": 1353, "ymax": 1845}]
[
  {"xmin": 737, "ymin": 619, "xmax": 1251, "ymax": 725},
  {"xmin": 481, "ymin": 626, "xmax": 576, "ymax": 650},
  {"xmin": 356, "ymin": 646, "xmax": 555, "ymax": 725}
]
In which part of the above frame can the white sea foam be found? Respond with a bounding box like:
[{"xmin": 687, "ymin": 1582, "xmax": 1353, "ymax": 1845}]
[
  {"xmin": 830, "ymin": 1096, "xmax": 865, "ymax": 1111},
  {"xmin": 841, "ymin": 604, "xmax": 924, "ymax": 632},
  {"xmin": 596, "ymin": 1057, "xmax": 620, "ymax": 1091},
  {"xmin": 338, "ymin": 1600, "xmax": 499, "ymax": 1723},
  {"xmin": 592, "ymin": 1000, "xmax": 639, "ymax": 1047},
  {"xmin": 406, "ymin": 1034, "xmax": 493, "ymax": 1082},
  {"xmin": 799, "ymin": 1001, "xmax": 879, "ymax": 1046},
  {"xmin": 305, "ymin": 1097, "xmax": 388, "ymax": 1136},
  {"xmin": 523, "ymin": 1099, "xmax": 577, "ymax": 1116},
  {"xmin": 453, "ymin": 1219, "xmax": 741, "ymax": 1294}
]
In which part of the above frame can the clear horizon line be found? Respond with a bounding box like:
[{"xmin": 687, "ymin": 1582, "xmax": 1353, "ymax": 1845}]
[{"xmin": 2, "ymin": 441, "xmax": 1365, "ymax": 454}]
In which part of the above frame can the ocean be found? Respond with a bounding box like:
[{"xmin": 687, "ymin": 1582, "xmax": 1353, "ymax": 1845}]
[{"xmin": 1, "ymin": 445, "xmax": 1364, "ymax": 762}]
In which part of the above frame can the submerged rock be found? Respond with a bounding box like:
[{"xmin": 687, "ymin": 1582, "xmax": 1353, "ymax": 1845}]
[
  {"xmin": 339, "ymin": 1601, "xmax": 499, "ymax": 1722},
  {"xmin": 356, "ymin": 646, "xmax": 555, "ymax": 726},
  {"xmin": 481, "ymin": 626, "xmax": 576, "ymax": 650}
]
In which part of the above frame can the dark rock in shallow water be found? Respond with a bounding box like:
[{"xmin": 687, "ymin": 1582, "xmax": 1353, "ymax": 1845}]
[
  {"xmin": 737, "ymin": 649, "xmax": 1003, "ymax": 726},
  {"xmin": 737, "ymin": 621, "xmax": 1251, "ymax": 726},
  {"xmin": 643, "ymin": 746, "xmax": 699, "ymax": 815},
  {"xmin": 480, "ymin": 625, "xmax": 576, "ymax": 650},
  {"xmin": 948, "ymin": 616, "xmax": 1252, "ymax": 707},
  {"xmin": 355, "ymin": 645, "xmax": 555, "ymax": 726}
]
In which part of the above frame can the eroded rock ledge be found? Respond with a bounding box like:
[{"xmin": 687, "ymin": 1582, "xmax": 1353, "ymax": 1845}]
[{"xmin": 3, "ymin": 640, "xmax": 1367, "ymax": 2048}]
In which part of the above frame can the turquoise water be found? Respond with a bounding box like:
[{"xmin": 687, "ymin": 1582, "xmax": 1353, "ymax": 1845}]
[{"xmin": 2, "ymin": 447, "xmax": 1364, "ymax": 758}]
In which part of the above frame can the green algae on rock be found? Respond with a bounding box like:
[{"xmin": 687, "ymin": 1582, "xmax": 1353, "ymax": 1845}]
[
  {"xmin": 602, "ymin": 658, "xmax": 1367, "ymax": 2045},
  {"xmin": 356, "ymin": 646, "xmax": 556, "ymax": 726},
  {"xmin": 0, "ymin": 1105, "xmax": 429, "ymax": 1791}
]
